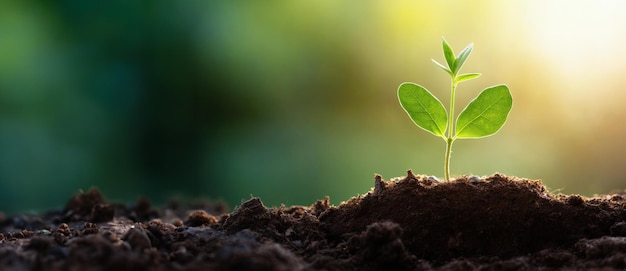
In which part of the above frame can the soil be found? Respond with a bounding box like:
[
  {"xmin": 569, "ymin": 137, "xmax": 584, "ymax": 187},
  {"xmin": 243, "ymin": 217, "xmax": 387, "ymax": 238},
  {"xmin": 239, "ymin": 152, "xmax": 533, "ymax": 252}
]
[{"xmin": 3, "ymin": 171, "xmax": 626, "ymax": 270}]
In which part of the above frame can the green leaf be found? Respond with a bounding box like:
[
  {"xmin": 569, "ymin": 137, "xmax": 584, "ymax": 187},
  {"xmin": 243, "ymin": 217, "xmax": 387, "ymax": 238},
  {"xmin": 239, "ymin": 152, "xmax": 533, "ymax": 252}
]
[
  {"xmin": 456, "ymin": 73, "xmax": 481, "ymax": 83},
  {"xmin": 398, "ymin": 83, "xmax": 448, "ymax": 137},
  {"xmin": 441, "ymin": 38, "xmax": 456, "ymax": 73},
  {"xmin": 454, "ymin": 43, "xmax": 473, "ymax": 74},
  {"xmin": 455, "ymin": 85, "xmax": 512, "ymax": 139},
  {"xmin": 432, "ymin": 59, "xmax": 452, "ymax": 75}
]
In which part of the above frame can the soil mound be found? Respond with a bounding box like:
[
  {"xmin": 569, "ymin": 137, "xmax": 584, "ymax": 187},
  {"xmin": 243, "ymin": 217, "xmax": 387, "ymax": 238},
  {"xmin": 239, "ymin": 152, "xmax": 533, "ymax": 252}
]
[{"xmin": 2, "ymin": 172, "xmax": 626, "ymax": 270}]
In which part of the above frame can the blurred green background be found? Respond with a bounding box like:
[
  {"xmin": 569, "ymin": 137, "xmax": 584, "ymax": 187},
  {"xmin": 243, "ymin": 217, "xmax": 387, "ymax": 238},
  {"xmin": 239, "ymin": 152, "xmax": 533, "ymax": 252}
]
[{"xmin": 2, "ymin": 1, "xmax": 626, "ymax": 214}]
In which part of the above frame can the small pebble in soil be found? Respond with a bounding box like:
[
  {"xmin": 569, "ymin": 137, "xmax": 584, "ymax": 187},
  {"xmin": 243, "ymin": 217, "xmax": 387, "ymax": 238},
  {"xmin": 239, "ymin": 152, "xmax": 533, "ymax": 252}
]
[
  {"xmin": 469, "ymin": 176, "xmax": 483, "ymax": 183},
  {"xmin": 36, "ymin": 229, "xmax": 52, "ymax": 235},
  {"xmin": 427, "ymin": 176, "xmax": 440, "ymax": 183}
]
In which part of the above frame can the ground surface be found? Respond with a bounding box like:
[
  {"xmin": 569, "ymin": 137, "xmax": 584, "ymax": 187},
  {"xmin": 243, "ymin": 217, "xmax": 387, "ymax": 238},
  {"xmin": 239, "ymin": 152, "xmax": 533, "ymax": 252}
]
[{"xmin": 3, "ymin": 171, "xmax": 626, "ymax": 270}]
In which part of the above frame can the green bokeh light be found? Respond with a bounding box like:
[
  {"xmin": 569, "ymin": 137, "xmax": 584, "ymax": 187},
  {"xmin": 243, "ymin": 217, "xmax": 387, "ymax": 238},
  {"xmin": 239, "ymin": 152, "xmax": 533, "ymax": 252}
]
[{"xmin": 1, "ymin": 1, "xmax": 626, "ymax": 214}]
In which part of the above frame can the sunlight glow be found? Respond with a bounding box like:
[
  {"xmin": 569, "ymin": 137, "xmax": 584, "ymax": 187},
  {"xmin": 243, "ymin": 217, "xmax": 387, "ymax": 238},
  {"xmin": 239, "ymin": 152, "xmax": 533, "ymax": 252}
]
[{"xmin": 525, "ymin": 1, "xmax": 626, "ymax": 75}]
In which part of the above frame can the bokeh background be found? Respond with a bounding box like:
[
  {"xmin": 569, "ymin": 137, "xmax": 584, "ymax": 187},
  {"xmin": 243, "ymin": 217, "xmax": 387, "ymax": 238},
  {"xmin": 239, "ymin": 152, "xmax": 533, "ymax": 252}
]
[{"xmin": 2, "ymin": 1, "xmax": 626, "ymax": 214}]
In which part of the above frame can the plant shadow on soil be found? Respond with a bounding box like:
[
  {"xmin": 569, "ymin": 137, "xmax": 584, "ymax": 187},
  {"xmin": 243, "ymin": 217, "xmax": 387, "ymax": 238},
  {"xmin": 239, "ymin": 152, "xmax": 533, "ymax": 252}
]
[{"xmin": 3, "ymin": 171, "xmax": 626, "ymax": 270}]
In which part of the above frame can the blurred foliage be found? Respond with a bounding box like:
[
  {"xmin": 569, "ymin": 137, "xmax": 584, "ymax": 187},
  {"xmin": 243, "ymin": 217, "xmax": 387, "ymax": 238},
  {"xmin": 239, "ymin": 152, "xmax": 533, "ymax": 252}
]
[{"xmin": 2, "ymin": 1, "xmax": 626, "ymax": 214}]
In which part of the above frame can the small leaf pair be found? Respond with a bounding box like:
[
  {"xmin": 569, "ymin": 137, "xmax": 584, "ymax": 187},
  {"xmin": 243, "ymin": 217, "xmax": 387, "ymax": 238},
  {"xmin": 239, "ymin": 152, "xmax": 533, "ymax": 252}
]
[
  {"xmin": 398, "ymin": 83, "xmax": 511, "ymax": 139},
  {"xmin": 397, "ymin": 38, "xmax": 513, "ymax": 181}
]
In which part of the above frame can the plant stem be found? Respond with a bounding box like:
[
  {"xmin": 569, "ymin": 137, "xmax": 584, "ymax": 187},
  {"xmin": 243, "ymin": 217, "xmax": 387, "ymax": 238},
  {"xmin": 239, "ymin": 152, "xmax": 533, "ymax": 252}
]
[
  {"xmin": 444, "ymin": 79, "xmax": 458, "ymax": 181},
  {"xmin": 445, "ymin": 137, "xmax": 453, "ymax": 181}
]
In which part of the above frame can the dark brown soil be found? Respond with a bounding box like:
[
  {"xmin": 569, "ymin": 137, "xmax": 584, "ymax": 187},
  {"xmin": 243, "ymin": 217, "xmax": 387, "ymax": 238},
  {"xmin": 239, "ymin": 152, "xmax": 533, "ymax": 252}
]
[{"xmin": 3, "ymin": 171, "xmax": 626, "ymax": 270}]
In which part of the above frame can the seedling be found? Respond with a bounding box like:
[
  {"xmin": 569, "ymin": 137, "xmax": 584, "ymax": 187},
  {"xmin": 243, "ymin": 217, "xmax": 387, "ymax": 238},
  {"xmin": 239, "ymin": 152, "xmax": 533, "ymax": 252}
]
[{"xmin": 398, "ymin": 38, "xmax": 512, "ymax": 181}]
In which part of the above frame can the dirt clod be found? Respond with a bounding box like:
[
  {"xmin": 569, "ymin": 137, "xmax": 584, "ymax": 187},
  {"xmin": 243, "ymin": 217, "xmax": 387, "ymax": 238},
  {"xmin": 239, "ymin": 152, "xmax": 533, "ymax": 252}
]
[
  {"xmin": 186, "ymin": 210, "xmax": 218, "ymax": 227},
  {"xmin": 123, "ymin": 227, "xmax": 152, "ymax": 252}
]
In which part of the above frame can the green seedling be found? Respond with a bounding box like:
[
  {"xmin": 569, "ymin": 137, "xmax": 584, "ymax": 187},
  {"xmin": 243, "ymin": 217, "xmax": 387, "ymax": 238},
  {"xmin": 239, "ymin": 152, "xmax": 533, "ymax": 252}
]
[{"xmin": 398, "ymin": 38, "xmax": 512, "ymax": 181}]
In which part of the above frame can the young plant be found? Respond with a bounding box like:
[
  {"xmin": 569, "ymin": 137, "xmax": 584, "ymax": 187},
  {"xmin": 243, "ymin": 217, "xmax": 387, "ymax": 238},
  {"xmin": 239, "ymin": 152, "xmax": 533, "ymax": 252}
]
[{"xmin": 398, "ymin": 38, "xmax": 512, "ymax": 181}]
